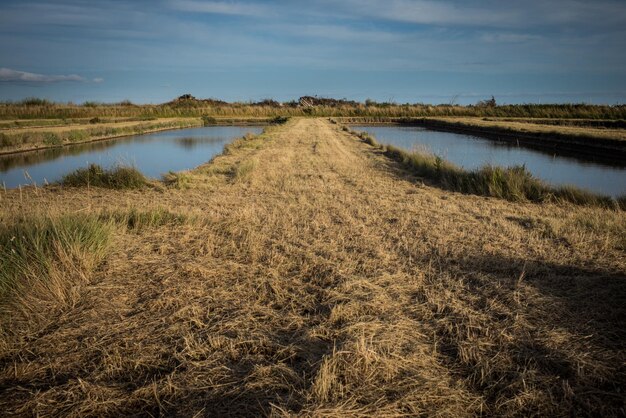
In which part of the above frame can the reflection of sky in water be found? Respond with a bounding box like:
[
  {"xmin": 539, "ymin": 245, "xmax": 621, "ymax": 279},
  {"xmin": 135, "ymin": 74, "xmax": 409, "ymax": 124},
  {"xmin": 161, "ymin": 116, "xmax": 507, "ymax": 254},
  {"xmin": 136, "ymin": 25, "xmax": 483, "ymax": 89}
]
[
  {"xmin": 0, "ymin": 126, "xmax": 263, "ymax": 188},
  {"xmin": 355, "ymin": 126, "xmax": 626, "ymax": 197}
]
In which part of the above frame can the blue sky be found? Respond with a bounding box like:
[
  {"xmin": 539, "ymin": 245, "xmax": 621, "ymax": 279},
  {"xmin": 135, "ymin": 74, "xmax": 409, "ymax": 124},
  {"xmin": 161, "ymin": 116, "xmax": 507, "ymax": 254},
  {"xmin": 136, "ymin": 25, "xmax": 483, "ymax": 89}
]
[{"xmin": 1, "ymin": 0, "xmax": 625, "ymax": 104}]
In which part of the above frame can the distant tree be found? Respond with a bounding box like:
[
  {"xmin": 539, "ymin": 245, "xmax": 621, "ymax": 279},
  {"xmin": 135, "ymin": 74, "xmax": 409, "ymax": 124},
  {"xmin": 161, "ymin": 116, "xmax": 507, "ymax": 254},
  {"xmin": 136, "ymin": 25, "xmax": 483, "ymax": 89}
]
[{"xmin": 476, "ymin": 96, "xmax": 497, "ymax": 108}]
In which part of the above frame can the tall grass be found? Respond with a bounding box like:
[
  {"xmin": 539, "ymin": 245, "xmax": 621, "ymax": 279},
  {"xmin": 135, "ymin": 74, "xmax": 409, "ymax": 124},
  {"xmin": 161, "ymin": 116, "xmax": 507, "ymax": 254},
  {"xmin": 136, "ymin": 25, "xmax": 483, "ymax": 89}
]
[
  {"xmin": 0, "ymin": 215, "xmax": 113, "ymax": 318},
  {"xmin": 61, "ymin": 164, "xmax": 147, "ymax": 189},
  {"xmin": 354, "ymin": 130, "xmax": 622, "ymax": 209},
  {"xmin": 1, "ymin": 100, "xmax": 625, "ymax": 120}
]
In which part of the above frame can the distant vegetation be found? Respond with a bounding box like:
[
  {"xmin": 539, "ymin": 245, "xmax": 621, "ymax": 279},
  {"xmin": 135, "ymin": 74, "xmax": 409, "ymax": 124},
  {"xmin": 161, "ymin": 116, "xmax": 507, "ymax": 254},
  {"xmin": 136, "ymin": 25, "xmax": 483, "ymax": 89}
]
[
  {"xmin": 0, "ymin": 118, "xmax": 200, "ymax": 151},
  {"xmin": 1, "ymin": 94, "xmax": 625, "ymax": 120}
]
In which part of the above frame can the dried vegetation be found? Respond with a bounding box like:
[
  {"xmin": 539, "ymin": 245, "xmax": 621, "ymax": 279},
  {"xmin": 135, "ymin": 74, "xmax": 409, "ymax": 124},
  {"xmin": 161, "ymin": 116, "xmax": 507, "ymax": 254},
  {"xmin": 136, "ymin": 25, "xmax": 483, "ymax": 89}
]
[{"xmin": 0, "ymin": 119, "xmax": 624, "ymax": 416}]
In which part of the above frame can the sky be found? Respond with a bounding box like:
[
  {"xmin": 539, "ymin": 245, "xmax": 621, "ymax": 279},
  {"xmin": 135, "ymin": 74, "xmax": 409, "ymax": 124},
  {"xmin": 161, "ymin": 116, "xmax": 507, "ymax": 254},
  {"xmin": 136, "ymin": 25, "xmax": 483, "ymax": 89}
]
[{"xmin": 1, "ymin": 0, "xmax": 625, "ymax": 105}]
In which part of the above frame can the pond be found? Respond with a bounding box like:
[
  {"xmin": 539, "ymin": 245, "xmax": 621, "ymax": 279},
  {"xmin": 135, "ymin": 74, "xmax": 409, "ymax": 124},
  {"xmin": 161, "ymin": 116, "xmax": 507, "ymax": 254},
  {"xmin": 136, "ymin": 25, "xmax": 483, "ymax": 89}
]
[
  {"xmin": 353, "ymin": 126, "xmax": 626, "ymax": 197},
  {"xmin": 0, "ymin": 126, "xmax": 263, "ymax": 188}
]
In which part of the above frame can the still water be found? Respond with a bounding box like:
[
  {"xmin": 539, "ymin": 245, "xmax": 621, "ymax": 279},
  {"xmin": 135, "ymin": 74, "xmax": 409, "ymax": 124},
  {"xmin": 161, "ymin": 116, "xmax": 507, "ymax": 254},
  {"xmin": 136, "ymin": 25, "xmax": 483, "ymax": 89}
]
[
  {"xmin": 0, "ymin": 126, "xmax": 263, "ymax": 188},
  {"xmin": 354, "ymin": 126, "xmax": 626, "ymax": 197}
]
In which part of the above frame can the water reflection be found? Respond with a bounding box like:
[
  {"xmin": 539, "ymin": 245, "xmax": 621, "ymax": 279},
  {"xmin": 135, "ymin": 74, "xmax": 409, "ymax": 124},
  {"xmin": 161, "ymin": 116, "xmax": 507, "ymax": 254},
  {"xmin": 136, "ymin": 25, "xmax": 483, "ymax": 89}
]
[
  {"xmin": 0, "ymin": 126, "xmax": 263, "ymax": 188},
  {"xmin": 354, "ymin": 126, "xmax": 626, "ymax": 197},
  {"xmin": 0, "ymin": 139, "xmax": 120, "ymax": 172}
]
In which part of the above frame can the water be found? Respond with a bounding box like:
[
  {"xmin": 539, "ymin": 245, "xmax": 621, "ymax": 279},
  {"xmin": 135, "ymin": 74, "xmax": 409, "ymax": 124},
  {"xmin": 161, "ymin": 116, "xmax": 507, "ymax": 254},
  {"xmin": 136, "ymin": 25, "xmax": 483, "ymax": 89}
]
[
  {"xmin": 354, "ymin": 126, "xmax": 626, "ymax": 197},
  {"xmin": 0, "ymin": 126, "xmax": 263, "ymax": 188}
]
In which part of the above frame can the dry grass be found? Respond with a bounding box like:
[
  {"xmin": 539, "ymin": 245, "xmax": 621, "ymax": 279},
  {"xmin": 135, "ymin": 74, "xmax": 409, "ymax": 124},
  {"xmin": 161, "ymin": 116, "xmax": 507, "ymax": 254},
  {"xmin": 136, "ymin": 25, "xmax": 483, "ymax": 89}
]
[
  {"xmin": 0, "ymin": 119, "xmax": 624, "ymax": 416},
  {"xmin": 432, "ymin": 116, "xmax": 626, "ymax": 141}
]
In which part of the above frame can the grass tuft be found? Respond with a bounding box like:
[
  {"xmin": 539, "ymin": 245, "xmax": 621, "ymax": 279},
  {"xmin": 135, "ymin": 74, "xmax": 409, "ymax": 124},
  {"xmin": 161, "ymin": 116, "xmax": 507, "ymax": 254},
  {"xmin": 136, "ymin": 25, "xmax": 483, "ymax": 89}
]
[
  {"xmin": 61, "ymin": 164, "xmax": 147, "ymax": 189},
  {"xmin": 0, "ymin": 215, "xmax": 112, "ymax": 315},
  {"xmin": 162, "ymin": 170, "xmax": 192, "ymax": 189}
]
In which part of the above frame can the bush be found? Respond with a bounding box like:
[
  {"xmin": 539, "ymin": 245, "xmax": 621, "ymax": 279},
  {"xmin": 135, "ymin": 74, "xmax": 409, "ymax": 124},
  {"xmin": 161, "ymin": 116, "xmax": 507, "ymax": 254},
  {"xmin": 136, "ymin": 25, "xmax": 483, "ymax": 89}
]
[{"xmin": 61, "ymin": 164, "xmax": 147, "ymax": 189}]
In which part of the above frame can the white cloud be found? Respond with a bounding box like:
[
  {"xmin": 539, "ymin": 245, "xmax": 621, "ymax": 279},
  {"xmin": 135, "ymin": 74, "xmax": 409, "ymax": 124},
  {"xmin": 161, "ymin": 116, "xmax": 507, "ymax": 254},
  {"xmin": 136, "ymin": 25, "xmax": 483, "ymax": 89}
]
[
  {"xmin": 331, "ymin": 0, "xmax": 521, "ymax": 27},
  {"xmin": 93, "ymin": 77, "xmax": 105, "ymax": 83},
  {"xmin": 480, "ymin": 33, "xmax": 543, "ymax": 43},
  {"xmin": 168, "ymin": 0, "xmax": 270, "ymax": 17},
  {"xmin": 273, "ymin": 24, "xmax": 403, "ymax": 43},
  {"xmin": 0, "ymin": 68, "xmax": 85, "ymax": 83},
  {"xmin": 320, "ymin": 0, "xmax": 626, "ymax": 29}
]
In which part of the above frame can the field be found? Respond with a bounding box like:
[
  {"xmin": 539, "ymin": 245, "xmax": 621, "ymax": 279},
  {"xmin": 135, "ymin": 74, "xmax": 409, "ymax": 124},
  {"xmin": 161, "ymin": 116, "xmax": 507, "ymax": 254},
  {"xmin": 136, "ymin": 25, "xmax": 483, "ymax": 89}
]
[{"xmin": 0, "ymin": 118, "xmax": 624, "ymax": 416}]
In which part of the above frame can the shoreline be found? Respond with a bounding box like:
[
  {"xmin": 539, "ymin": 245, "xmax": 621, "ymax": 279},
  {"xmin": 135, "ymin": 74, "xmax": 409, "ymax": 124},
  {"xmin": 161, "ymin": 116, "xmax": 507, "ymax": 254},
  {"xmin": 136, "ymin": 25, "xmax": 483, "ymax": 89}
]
[
  {"xmin": 0, "ymin": 118, "xmax": 270, "ymax": 157},
  {"xmin": 335, "ymin": 117, "xmax": 626, "ymax": 167}
]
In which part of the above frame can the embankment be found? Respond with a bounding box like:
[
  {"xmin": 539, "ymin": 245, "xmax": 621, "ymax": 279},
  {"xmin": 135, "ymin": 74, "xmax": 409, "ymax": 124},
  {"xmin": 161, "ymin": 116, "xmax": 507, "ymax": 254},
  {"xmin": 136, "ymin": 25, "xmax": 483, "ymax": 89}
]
[{"xmin": 335, "ymin": 116, "xmax": 626, "ymax": 166}]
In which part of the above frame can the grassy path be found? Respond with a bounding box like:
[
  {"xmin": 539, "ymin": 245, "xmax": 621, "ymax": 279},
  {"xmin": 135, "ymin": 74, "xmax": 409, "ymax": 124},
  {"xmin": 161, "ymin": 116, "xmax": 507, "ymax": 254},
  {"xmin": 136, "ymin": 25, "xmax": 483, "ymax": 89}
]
[{"xmin": 0, "ymin": 118, "xmax": 624, "ymax": 416}]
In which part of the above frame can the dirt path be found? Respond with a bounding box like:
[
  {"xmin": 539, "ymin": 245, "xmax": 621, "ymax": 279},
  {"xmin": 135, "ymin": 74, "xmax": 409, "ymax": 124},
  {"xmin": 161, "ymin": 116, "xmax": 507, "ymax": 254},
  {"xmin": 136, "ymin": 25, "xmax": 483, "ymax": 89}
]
[{"xmin": 1, "ymin": 118, "xmax": 624, "ymax": 416}]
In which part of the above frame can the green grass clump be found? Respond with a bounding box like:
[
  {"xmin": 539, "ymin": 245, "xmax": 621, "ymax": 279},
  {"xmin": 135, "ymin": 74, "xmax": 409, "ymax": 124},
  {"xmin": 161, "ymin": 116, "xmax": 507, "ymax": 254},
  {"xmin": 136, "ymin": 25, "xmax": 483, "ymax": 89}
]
[
  {"xmin": 0, "ymin": 215, "xmax": 112, "ymax": 307},
  {"xmin": 61, "ymin": 164, "xmax": 147, "ymax": 189}
]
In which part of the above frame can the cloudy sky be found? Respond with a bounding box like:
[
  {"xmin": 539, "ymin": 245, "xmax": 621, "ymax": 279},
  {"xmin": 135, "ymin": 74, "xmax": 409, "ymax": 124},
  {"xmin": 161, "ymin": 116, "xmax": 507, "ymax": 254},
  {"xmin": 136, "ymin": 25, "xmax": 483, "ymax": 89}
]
[{"xmin": 1, "ymin": 0, "xmax": 625, "ymax": 104}]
